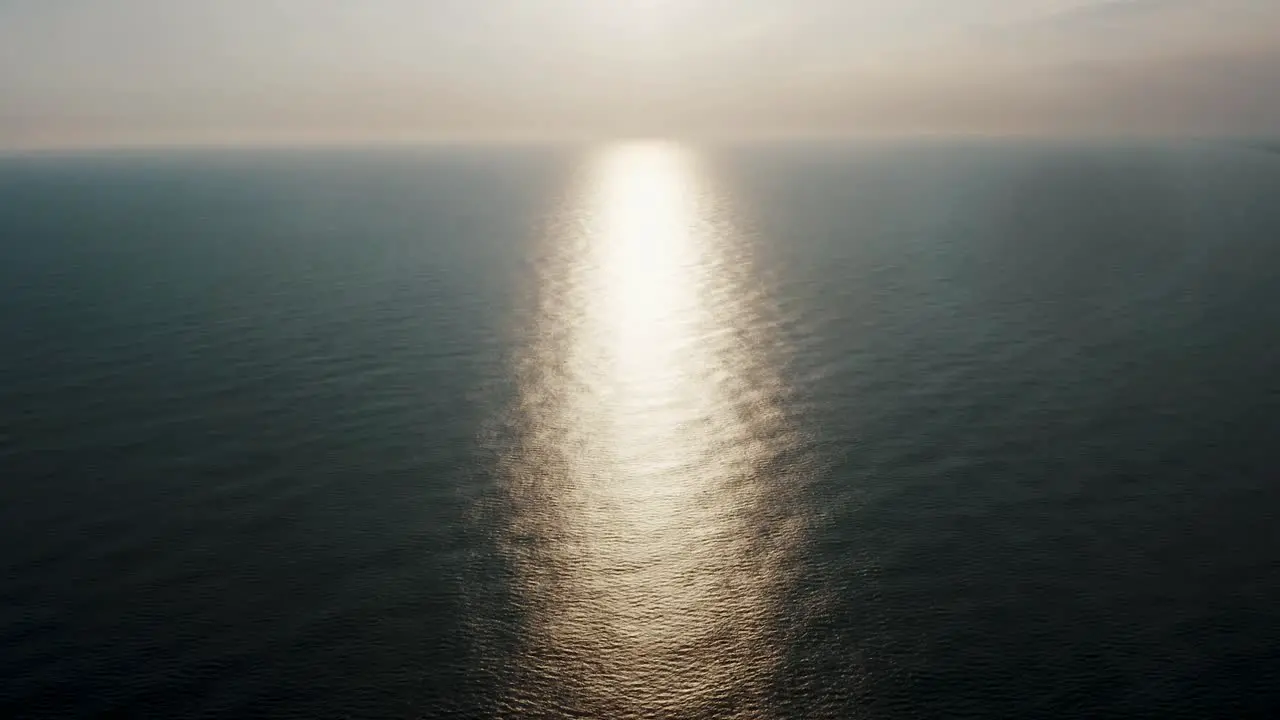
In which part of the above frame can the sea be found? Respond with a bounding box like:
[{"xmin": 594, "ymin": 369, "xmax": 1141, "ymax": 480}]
[{"xmin": 1, "ymin": 140, "xmax": 1278, "ymax": 718}]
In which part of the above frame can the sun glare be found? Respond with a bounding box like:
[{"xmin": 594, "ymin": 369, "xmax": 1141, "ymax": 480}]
[{"xmin": 500, "ymin": 142, "xmax": 801, "ymax": 713}]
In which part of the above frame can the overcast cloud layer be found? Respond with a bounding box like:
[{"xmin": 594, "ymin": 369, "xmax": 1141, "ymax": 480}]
[{"xmin": 0, "ymin": 0, "xmax": 1276, "ymax": 148}]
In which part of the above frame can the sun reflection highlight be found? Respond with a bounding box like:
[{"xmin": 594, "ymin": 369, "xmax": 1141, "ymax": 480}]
[{"xmin": 500, "ymin": 142, "xmax": 804, "ymax": 718}]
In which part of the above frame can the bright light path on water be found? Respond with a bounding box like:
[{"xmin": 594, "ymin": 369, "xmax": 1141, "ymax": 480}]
[{"xmin": 499, "ymin": 142, "xmax": 809, "ymax": 717}]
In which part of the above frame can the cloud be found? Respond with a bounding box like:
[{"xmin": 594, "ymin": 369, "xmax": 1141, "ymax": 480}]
[
  {"xmin": 0, "ymin": 0, "xmax": 1277, "ymax": 147},
  {"xmin": 762, "ymin": 0, "xmax": 1280, "ymax": 136},
  {"xmin": 973, "ymin": 0, "xmax": 1280, "ymax": 61}
]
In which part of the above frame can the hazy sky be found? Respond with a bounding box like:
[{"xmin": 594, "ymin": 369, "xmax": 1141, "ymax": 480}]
[{"xmin": 1, "ymin": 0, "xmax": 1277, "ymax": 148}]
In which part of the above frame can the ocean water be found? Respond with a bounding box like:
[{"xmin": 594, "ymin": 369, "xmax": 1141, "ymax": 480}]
[{"xmin": 1, "ymin": 141, "xmax": 1278, "ymax": 718}]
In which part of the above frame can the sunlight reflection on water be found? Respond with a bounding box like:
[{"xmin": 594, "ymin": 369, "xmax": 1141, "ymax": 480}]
[{"xmin": 499, "ymin": 143, "xmax": 811, "ymax": 718}]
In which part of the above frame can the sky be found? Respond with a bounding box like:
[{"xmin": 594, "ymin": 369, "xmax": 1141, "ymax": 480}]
[{"xmin": 0, "ymin": 0, "xmax": 1277, "ymax": 148}]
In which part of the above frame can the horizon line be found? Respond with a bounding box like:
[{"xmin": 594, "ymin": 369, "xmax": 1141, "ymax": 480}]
[{"xmin": 3, "ymin": 130, "xmax": 1274, "ymax": 157}]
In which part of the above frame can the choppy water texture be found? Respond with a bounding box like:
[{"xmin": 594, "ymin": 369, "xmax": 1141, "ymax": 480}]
[{"xmin": 2, "ymin": 141, "xmax": 1279, "ymax": 718}]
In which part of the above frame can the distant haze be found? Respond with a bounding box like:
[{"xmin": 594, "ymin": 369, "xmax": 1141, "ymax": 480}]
[{"xmin": 1, "ymin": 0, "xmax": 1277, "ymax": 149}]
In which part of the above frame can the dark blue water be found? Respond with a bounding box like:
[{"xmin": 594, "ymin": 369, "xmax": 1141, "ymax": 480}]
[{"xmin": 1, "ymin": 142, "xmax": 1278, "ymax": 718}]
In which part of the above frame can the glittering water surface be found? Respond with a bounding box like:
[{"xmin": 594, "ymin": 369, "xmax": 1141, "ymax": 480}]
[
  {"xmin": 2, "ymin": 142, "xmax": 1280, "ymax": 718},
  {"xmin": 498, "ymin": 145, "xmax": 805, "ymax": 717}
]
